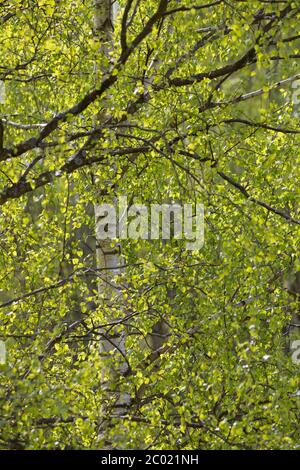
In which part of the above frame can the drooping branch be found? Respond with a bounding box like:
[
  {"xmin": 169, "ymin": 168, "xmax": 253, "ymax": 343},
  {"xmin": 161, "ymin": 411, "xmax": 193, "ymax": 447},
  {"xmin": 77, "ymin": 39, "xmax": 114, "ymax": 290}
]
[{"xmin": 218, "ymin": 170, "xmax": 300, "ymax": 226}]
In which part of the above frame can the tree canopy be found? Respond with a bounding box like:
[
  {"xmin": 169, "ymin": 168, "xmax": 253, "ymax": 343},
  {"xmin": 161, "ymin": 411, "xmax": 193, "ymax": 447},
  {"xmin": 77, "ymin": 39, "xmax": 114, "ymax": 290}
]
[{"xmin": 1, "ymin": 0, "xmax": 300, "ymax": 450}]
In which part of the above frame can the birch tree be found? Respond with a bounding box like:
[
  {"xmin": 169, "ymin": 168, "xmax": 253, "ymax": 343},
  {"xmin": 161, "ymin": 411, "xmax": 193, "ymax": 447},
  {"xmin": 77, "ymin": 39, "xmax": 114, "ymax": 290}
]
[
  {"xmin": 93, "ymin": 0, "xmax": 130, "ymax": 447},
  {"xmin": 1, "ymin": 0, "xmax": 300, "ymax": 450}
]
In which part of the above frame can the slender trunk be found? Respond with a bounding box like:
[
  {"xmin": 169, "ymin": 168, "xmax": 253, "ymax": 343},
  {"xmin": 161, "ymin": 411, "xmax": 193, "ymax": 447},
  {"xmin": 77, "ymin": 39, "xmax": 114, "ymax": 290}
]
[{"xmin": 93, "ymin": 0, "xmax": 130, "ymax": 448}]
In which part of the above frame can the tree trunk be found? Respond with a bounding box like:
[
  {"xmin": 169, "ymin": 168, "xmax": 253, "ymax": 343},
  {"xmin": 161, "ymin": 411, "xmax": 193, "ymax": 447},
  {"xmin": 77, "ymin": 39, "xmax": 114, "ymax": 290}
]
[{"xmin": 93, "ymin": 0, "xmax": 130, "ymax": 448}]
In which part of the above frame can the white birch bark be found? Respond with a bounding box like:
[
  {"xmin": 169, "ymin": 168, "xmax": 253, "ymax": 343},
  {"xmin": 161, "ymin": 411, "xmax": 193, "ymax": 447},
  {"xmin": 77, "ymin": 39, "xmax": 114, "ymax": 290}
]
[{"xmin": 93, "ymin": 0, "xmax": 130, "ymax": 448}]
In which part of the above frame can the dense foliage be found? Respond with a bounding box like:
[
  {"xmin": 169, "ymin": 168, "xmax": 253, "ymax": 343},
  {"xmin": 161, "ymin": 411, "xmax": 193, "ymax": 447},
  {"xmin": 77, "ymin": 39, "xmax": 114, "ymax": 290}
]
[{"xmin": 1, "ymin": 0, "xmax": 300, "ymax": 449}]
